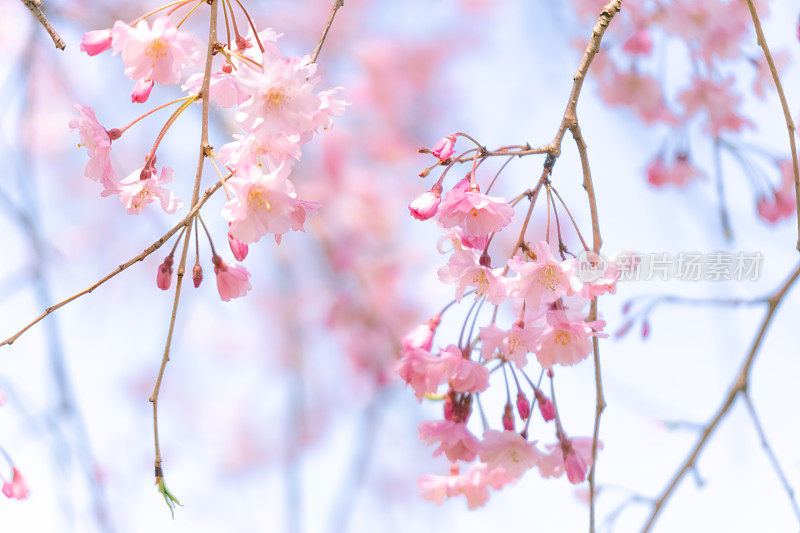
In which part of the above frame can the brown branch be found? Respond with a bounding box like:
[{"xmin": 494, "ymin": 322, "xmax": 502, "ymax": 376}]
[
  {"xmin": 149, "ymin": 0, "xmax": 219, "ymax": 490},
  {"xmin": 745, "ymin": 0, "xmax": 800, "ymax": 252},
  {"xmin": 20, "ymin": 0, "xmax": 65, "ymax": 50},
  {"xmin": 311, "ymin": 0, "xmax": 344, "ymax": 64},
  {"xmin": 0, "ymin": 174, "xmax": 231, "ymax": 349},
  {"xmin": 641, "ymin": 261, "xmax": 800, "ymax": 532}
]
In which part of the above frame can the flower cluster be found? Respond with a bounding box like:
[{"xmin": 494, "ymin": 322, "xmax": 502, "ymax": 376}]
[
  {"xmin": 578, "ymin": 0, "xmax": 797, "ymax": 229},
  {"xmin": 397, "ymin": 134, "xmax": 617, "ymax": 508},
  {"xmin": 71, "ymin": 4, "xmax": 346, "ymax": 301}
]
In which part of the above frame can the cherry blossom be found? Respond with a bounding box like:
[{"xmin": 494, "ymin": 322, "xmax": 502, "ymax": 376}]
[
  {"xmin": 436, "ymin": 181, "xmax": 514, "ymax": 237},
  {"xmin": 479, "ymin": 430, "xmax": 540, "ymax": 479},
  {"xmin": 222, "ymin": 163, "xmax": 319, "ymax": 245},
  {"xmin": 438, "ymin": 250, "xmax": 507, "ymax": 305},
  {"xmin": 419, "ymin": 420, "xmax": 481, "ymax": 462},
  {"xmin": 536, "ymin": 310, "xmax": 605, "ymax": 370},
  {"xmin": 69, "ymin": 104, "xmax": 119, "ymax": 194},
  {"xmin": 418, "ymin": 464, "xmax": 513, "ymax": 510},
  {"xmin": 111, "ymin": 17, "xmax": 199, "ymax": 91},
  {"xmin": 538, "ymin": 437, "xmax": 600, "ymax": 484},
  {"xmin": 409, "ymin": 184, "xmax": 443, "ymax": 221},
  {"xmin": 182, "ymin": 72, "xmax": 250, "ymax": 109},
  {"xmin": 678, "ymin": 76, "xmax": 752, "ymax": 135},
  {"xmin": 442, "ymin": 345, "xmax": 489, "ymax": 394},
  {"xmin": 430, "ymin": 134, "xmax": 456, "ymax": 161},
  {"xmin": 80, "ymin": 29, "xmax": 112, "ymax": 56},
  {"xmin": 117, "ymin": 164, "xmax": 182, "ymax": 215},
  {"xmin": 508, "ymin": 241, "xmax": 573, "ymax": 310},
  {"xmin": 396, "ymin": 348, "xmax": 448, "ymax": 401},
  {"xmin": 212, "ymin": 255, "xmax": 252, "ymax": 302},
  {"xmin": 1, "ymin": 468, "xmax": 29, "ymax": 500},
  {"xmin": 479, "ymin": 322, "xmax": 541, "ymax": 368},
  {"xmin": 646, "ymin": 153, "xmax": 705, "ymax": 188}
]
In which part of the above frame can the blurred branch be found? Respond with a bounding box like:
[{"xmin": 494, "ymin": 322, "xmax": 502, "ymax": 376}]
[
  {"xmin": 311, "ymin": 0, "xmax": 344, "ymax": 64},
  {"xmin": 641, "ymin": 261, "xmax": 800, "ymax": 532},
  {"xmin": 742, "ymin": 392, "xmax": 800, "ymax": 523},
  {"xmin": 0, "ymin": 173, "xmax": 231, "ymax": 349},
  {"xmin": 19, "ymin": 0, "xmax": 65, "ymax": 50},
  {"xmin": 744, "ymin": 0, "xmax": 800, "ymax": 252}
]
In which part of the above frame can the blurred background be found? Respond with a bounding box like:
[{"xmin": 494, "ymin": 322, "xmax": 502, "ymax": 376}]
[{"xmin": 1, "ymin": 0, "xmax": 800, "ymax": 531}]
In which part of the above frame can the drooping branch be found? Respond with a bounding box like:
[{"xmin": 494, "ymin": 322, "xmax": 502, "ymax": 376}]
[
  {"xmin": 311, "ymin": 0, "xmax": 344, "ymax": 64},
  {"xmin": 744, "ymin": 0, "xmax": 800, "ymax": 252},
  {"xmin": 641, "ymin": 261, "xmax": 800, "ymax": 532}
]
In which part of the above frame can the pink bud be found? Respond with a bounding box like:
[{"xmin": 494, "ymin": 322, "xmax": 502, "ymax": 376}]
[
  {"xmin": 157, "ymin": 255, "xmax": 174, "ymax": 291},
  {"xmin": 430, "ymin": 135, "xmax": 457, "ymax": 161},
  {"xmin": 2, "ymin": 468, "xmax": 29, "ymax": 500},
  {"xmin": 80, "ymin": 29, "xmax": 112, "ymax": 56},
  {"xmin": 641, "ymin": 320, "xmax": 650, "ymax": 339},
  {"xmin": 408, "ymin": 188, "xmax": 441, "ymax": 221},
  {"xmin": 222, "ymin": 63, "xmax": 233, "ymax": 74},
  {"xmin": 614, "ymin": 320, "xmax": 633, "ymax": 339},
  {"xmin": 228, "ymin": 231, "xmax": 249, "ymax": 261},
  {"xmin": 621, "ymin": 301, "xmax": 632, "ymax": 315},
  {"xmin": 131, "ymin": 79, "xmax": 155, "ymax": 104},
  {"xmin": 479, "ymin": 251, "xmax": 492, "ymax": 268},
  {"xmin": 192, "ymin": 263, "xmax": 203, "ymax": 288},
  {"xmin": 502, "ymin": 403, "xmax": 514, "ymax": 431},
  {"xmin": 535, "ymin": 389, "xmax": 555, "ymax": 422},
  {"xmin": 516, "ymin": 392, "xmax": 530, "ymax": 420}
]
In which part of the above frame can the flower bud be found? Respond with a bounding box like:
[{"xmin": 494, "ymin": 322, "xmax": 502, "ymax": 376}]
[
  {"xmin": 192, "ymin": 263, "xmax": 203, "ymax": 288},
  {"xmin": 157, "ymin": 255, "xmax": 174, "ymax": 291},
  {"xmin": 80, "ymin": 29, "xmax": 112, "ymax": 56},
  {"xmin": 535, "ymin": 389, "xmax": 555, "ymax": 422},
  {"xmin": 430, "ymin": 135, "xmax": 456, "ymax": 161},
  {"xmin": 408, "ymin": 187, "xmax": 442, "ymax": 221},
  {"xmin": 228, "ymin": 232, "xmax": 249, "ymax": 261},
  {"xmin": 131, "ymin": 78, "xmax": 155, "ymax": 104},
  {"xmin": 516, "ymin": 392, "xmax": 530, "ymax": 420},
  {"xmin": 502, "ymin": 402, "xmax": 514, "ymax": 431}
]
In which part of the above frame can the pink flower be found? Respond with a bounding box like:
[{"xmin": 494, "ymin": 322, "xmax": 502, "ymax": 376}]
[
  {"xmin": 396, "ymin": 348, "xmax": 448, "ymax": 401},
  {"xmin": 536, "ymin": 311, "xmax": 604, "ymax": 370},
  {"xmin": 212, "ymin": 255, "xmax": 252, "ymax": 301},
  {"xmin": 228, "ymin": 231, "xmax": 249, "ymax": 261},
  {"xmin": 401, "ymin": 315, "xmax": 441, "ymax": 352},
  {"xmin": 217, "ymin": 133, "xmax": 302, "ymax": 171},
  {"xmin": 409, "ymin": 185, "xmax": 442, "ymax": 220},
  {"xmin": 430, "ymin": 135, "xmax": 456, "ymax": 161},
  {"xmin": 442, "ymin": 345, "xmax": 489, "ymax": 394},
  {"xmin": 236, "ymin": 55, "xmax": 337, "ymax": 141},
  {"xmin": 69, "ymin": 104, "xmax": 119, "ymax": 194},
  {"xmin": 182, "ymin": 72, "xmax": 250, "ymax": 108},
  {"xmin": 2, "ymin": 468, "xmax": 29, "ymax": 500},
  {"xmin": 156, "ymin": 255, "xmax": 173, "ymax": 290},
  {"xmin": 438, "ymin": 250, "xmax": 507, "ymax": 305},
  {"xmin": 418, "ymin": 464, "xmax": 512, "ymax": 509},
  {"xmin": 80, "ymin": 29, "xmax": 112, "ymax": 56},
  {"xmin": 479, "ymin": 430, "xmax": 540, "ymax": 479},
  {"xmin": 679, "ymin": 76, "xmax": 752, "ymax": 135},
  {"xmin": 538, "ymin": 437, "xmax": 600, "ymax": 484},
  {"xmin": 419, "ymin": 420, "xmax": 481, "ymax": 462},
  {"xmin": 622, "ymin": 27, "xmax": 652, "ymax": 56},
  {"xmin": 508, "ymin": 241, "xmax": 573, "ymax": 310},
  {"xmin": 597, "ymin": 68, "xmax": 675, "ymax": 124},
  {"xmin": 646, "ymin": 154, "xmax": 705, "ymax": 188},
  {"xmin": 757, "ymin": 160, "xmax": 797, "ymax": 224},
  {"xmin": 131, "ymin": 78, "xmax": 155, "ymax": 103},
  {"xmin": 660, "ymin": 0, "xmax": 748, "ymax": 63},
  {"xmin": 222, "ymin": 164, "xmax": 319, "ymax": 244},
  {"xmin": 111, "ymin": 17, "xmax": 199, "ymax": 86},
  {"xmin": 479, "ymin": 323, "xmax": 540, "ymax": 368},
  {"xmin": 117, "ymin": 164, "xmax": 182, "ymax": 215},
  {"xmin": 436, "ymin": 182, "xmax": 514, "ymax": 237},
  {"xmin": 573, "ymin": 251, "xmax": 619, "ymax": 298}
]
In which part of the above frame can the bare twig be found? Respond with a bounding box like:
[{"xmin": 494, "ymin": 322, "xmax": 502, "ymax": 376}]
[
  {"xmin": 745, "ymin": 0, "xmax": 800, "ymax": 252},
  {"xmin": 19, "ymin": 0, "xmax": 65, "ymax": 50},
  {"xmin": 0, "ymin": 173, "xmax": 231, "ymax": 349},
  {"xmin": 641, "ymin": 261, "xmax": 800, "ymax": 532},
  {"xmin": 741, "ymin": 392, "xmax": 800, "ymax": 525},
  {"xmin": 311, "ymin": 0, "xmax": 344, "ymax": 63}
]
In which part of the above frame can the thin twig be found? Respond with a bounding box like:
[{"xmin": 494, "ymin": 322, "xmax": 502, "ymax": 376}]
[
  {"xmin": 741, "ymin": 392, "xmax": 800, "ymax": 525},
  {"xmin": 641, "ymin": 261, "xmax": 800, "ymax": 532},
  {"xmin": 0, "ymin": 173, "xmax": 231, "ymax": 349},
  {"xmin": 311, "ymin": 0, "xmax": 344, "ymax": 63},
  {"xmin": 19, "ymin": 0, "xmax": 65, "ymax": 50},
  {"xmin": 745, "ymin": 0, "xmax": 800, "ymax": 252}
]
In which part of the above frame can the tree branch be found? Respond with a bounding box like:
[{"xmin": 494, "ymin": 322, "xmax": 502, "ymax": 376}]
[{"xmin": 19, "ymin": 0, "xmax": 65, "ymax": 50}]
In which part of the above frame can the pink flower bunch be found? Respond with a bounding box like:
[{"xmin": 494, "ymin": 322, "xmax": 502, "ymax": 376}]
[{"xmin": 400, "ymin": 135, "xmax": 614, "ymax": 507}]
